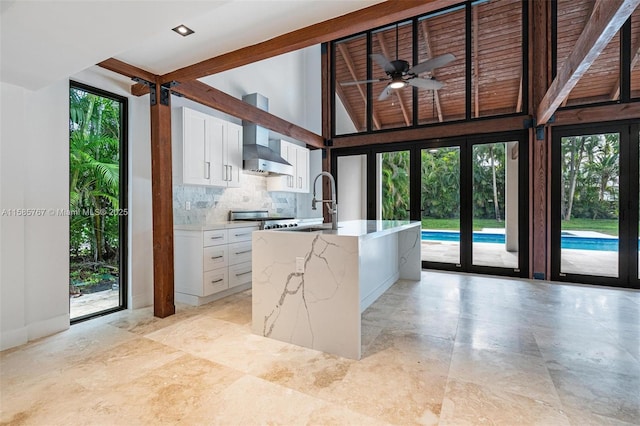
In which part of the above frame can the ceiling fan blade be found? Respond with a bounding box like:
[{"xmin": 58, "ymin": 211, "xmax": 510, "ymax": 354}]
[
  {"xmin": 408, "ymin": 53, "xmax": 456, "ymax": 75},
  {"xmin": 370, "ymin": 53, "xmax": 396, "ymax": 74},
  {"xmin": 378, "ymin": 86, "xmax": 393, "ymax": 101},
  {"xmin": 340, "ymin": 78, "xmax": 385, "ymax": 86},
  {"xmin": 408, "ymin": 78, "xmax": 444, "ymax": 90}
]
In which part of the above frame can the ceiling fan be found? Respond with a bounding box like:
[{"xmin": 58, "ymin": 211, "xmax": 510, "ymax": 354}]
[{"xmin": 340, "ymin": 26, "xmax": 455, "ymax": 101}]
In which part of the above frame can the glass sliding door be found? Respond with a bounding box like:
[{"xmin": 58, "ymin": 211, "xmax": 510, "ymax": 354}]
[
  {"xmin": 471, "ymin": 141, "xmax": 519, "ymax": 269},
  {"xmin": 69, "ymin": 82, "xmax": 127, "ymax": 321},
  {"xmin": 420, "ymin": 146, "xmax": 461, "ymax": 264},
  {"xmin": 551, "ymin": 124, "xmax": 640, "ymax": 289},
  {"xmin": 559, "ymin": 133, "xmax": 619, "ymax": 278}
]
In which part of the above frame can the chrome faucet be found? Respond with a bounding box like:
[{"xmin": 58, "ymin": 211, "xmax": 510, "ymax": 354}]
[{"xmin": 311, "ymin": 172, "xmax": 338, "ymax": 230}]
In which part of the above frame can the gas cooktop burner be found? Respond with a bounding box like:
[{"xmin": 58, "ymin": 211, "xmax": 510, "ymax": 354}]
[{"xmin": 228, "ymin": 210, "xmax": 298, "ymax": 230}]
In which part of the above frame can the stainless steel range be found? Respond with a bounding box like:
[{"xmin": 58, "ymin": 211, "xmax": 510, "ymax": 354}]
[{"xmin": 228, "ymin": 210, "xmax": 321, "ymax": 230}]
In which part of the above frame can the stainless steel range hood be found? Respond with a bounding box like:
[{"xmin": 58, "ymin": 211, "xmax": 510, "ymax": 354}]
[{"xmin": 242, "ymin": 93, "xmax": 293, "ymax": 175}]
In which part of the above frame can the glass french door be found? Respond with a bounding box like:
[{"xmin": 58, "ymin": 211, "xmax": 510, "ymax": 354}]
[
  {"xmin": 419, "ymin": 137, "xmax": 526, "ymax": 275},
  {"xmin": 69, "ymin": 81, "xmax": 128, "ymax": 321},
  {"xmin": 420, "ymin": 146, "xmax": 461, "ymax": 265},
  {"xmin": 551, "ymin": 123, "xmax": 640, "ymax": 289},
  {"xmin": 332, "ymin": 132, "xmax": 528, "ymax": 278}
]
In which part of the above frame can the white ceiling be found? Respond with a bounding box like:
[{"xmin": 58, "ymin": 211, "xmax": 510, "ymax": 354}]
[{"xmin": 1, "ymin": 0, "xmax": 385, "ymax": 91}]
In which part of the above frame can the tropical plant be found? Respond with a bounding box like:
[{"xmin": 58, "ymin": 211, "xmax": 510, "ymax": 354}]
[
  {"xmin": 381, "ymin": 151, "xmax": 410, "ymax": 219},
  {"xmin": 69, "ymin": 88, "xmax": 121, "ymax": 263}
]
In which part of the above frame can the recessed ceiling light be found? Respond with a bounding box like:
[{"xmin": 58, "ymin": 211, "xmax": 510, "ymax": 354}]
[{"xmin": 172, "ymin": 25, "xmax": 194, "ymax": 37}]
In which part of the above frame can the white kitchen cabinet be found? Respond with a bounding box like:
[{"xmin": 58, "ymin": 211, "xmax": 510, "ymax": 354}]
[
  {"xmin": 209, "ymin": 118, "xmax": 242, "ymax": 188},
  {"xmin": 174, "ymin": 224, "xmax": 258, "ymax": 306},
  {"xmin": 267, "ymin": 140, "xmax": 309, "ymax": 193},
  {"xmin": 175, "ymin": 107, "xmax": 242, "ymax": 188}
]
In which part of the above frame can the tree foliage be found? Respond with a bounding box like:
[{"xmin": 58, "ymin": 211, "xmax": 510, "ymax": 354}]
[
  {"xmin": 560, "ymin": 134, "xmax": 618, "ymax": 221},
  {"xmin": 69, "ymin": 88, "xmax": 121, "ymax": 263}
]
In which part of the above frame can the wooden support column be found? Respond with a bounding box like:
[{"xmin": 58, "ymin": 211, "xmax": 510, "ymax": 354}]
[
  {"xmin": 150, "ymin": 78, "xmax": 175, "ymax": 317},
  {"xmin": 321, "ymin": 42, "xmax": 333, "ymax": 224},
  {"xmin": 530, "ymin": 0, "xmax": 551, "ymax": 280}
]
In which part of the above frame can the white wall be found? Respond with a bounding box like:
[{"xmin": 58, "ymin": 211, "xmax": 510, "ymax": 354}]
[
  {"xmin": 337, "ymin": 154, "xmax": 367, "ymax": 221},
  {"xmin": 1, "ymin": 80, "xmax": 70, "ymax": 349}
]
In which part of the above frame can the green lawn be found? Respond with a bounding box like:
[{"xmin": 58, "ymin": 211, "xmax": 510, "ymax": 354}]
[
  {"xmin": 561, "ymin": 218, "xmax": 618, "ymax": 236},
  {"xmin": 422, "ymin": 217, "xmax": 619, "ymax": 236}
]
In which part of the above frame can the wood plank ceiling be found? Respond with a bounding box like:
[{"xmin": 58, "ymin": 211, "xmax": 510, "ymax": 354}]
[{"xmin": 334, "ymin": 0, "xmax": 639, "ymax": 133}]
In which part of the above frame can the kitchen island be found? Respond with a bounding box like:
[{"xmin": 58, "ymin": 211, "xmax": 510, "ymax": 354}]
[{"xmin": 251, "ymin": 220, "xmax": 421, "ymax": 359}]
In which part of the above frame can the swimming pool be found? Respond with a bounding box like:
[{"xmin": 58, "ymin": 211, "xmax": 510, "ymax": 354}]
[{"xmin": 421, "ymin": 230, "xmax": 619, "ymax": 251}]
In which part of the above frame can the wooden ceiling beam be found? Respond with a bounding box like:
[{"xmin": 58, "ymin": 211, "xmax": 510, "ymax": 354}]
[
  {"xmin": 337, "ymin": 43, "xmax": 382, "ymax": 130},
  {"xmin": 160, "ymin": 0, "xmax": 461, "ymax": 84},
  {"xmin": 98, "ymin": 58, "xmax": 157, "ymax": 83},
  {"xmin": 418, "ymin": 20, "xmax": 443, "ymax": 122},
  {"xmin": 336, "ymin": 83, "xmax": 363, "ymax": 131},
  {"xmin": 172, "ymin": 80, "xmax": 325, "ymax": 149},
  {"xmin": 332, "ymin": 115, "xmax": 525, "ymax": 148},
  {"xmin": 536, "ymin": 0, "xmax": 640, "ymax": 125},
  {"xmin": 375, "ymin": 32, "xmax": 411, "ymax": 126}
]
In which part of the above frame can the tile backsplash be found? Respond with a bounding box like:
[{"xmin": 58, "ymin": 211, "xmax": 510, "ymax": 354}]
[{"xmin": 173, "ymin": 174, "xmax": 297, "ymax": 224}]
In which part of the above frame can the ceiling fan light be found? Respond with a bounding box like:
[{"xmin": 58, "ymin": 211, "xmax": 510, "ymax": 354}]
[{"xmin": 389, "ymin": 80, "xmax": 405, "ymax": 89}]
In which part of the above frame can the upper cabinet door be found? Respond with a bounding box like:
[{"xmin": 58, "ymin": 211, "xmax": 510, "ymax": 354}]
[
  {"xmin": 182, "ymin": 108, "xmax": 210, "ymax": 186},
  {"xmin": 226, "ymin": 122, "xmax": 243, "ymax": 188},
  {"xmin": 295, "ymin": 145, "xmax": 309, "ymax": 193},
  {"xmin": 208, "ymin": 117, "xmax": 227, "ymax": 187}
]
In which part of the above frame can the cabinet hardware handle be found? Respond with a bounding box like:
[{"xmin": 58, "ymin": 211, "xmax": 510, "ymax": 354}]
[
  {"xmin": 298, "ymin": 176, "xmax": 302, "ymax": 188},
  {"xmin": 228, "ymin": 165, "xmax": 232, "ymax": 181},
  {"xmin": 205, "ymin": 162, "xmax": 211, "ymax": 179},
  {"xmin": 211, "ymin": 236, "xmax": 223, "ymax": 239},
  {"xmin": 234, "ymin": 233, "xmax": 250, "ymax": 237},
  {"xmin": 236, "ymin": 271, "xmax": 252, "ymax": 276},
  {"xmin": 211, "ymin": 278, "xmax": 224, "ymax": 283},
  {"xmin": 211, "ymin": 255, "xmax": 224, "ymax": 259},
  {"xmin": 235, "ymin": 250, "xmax": 252, "ymax": 254}
]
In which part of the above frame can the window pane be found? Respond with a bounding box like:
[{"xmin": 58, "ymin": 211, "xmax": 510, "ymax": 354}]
[
  {"xmin": 334, "ymin": 34, "xmax": 368, "ymax": 135},
  {"xmin": 631, "ymin": 8, "xmax": 640, "ymax": 99},
  {"xmin": 371, "ymin": 21, "xmax": 414, "ymax": 130},
  {"xmin": 378, "ymin": 151, "xmax": 410, "ymax": 220},
  {"xmin": 560, "ymin": 133, "xmax": 619, "ymax": 278},
  {"xmin": 472, "ymin": 0, "xmax": 523, "ymax": 118},
  {"xmin": 337, "ymin": 155, "xmax": 367, "ymax": 220},
  {"xmin": 557, "ymin": 0, "xmax": 621, "ymax": 106},
  {"xmin": 417, "ymin": 7, "xmax": 466, "ymax": 124},
  {"xmin": 69, "ymin": 87, "xmax": 123, "ymax": 319},
  {"xmin": 421, "ymin": 147, "xmax": 461, "ymax": 264}
]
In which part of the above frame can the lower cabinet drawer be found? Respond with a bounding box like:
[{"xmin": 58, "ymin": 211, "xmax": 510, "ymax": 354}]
[
  {"xmin": 203, "ymin": 245, "xmax": 228, "ymax": 271},
  {"xmin": 228, "ymin": 261, "xmax": 252, "ymax": 289},
  {"xmin": 203, "ymin": 269, "xmax": 228, "ymax": 296},
  {"xmin": 228, "ymin": 241, "xmax": 252, "ymax": 265}
]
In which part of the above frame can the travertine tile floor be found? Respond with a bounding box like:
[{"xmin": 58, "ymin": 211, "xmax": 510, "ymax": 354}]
[{"xmin": 2, "ymin": 271, "xmax": 639, "ymax": 425}]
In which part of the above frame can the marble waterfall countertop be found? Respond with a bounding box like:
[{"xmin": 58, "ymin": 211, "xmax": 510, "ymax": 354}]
[
  {"xmin": 252, "ymin": 219, "xmax": 421, "ymax": 359},
  {"xmin": 283, "ymin": 219, "xmax": 419, "ymax": 239}
]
